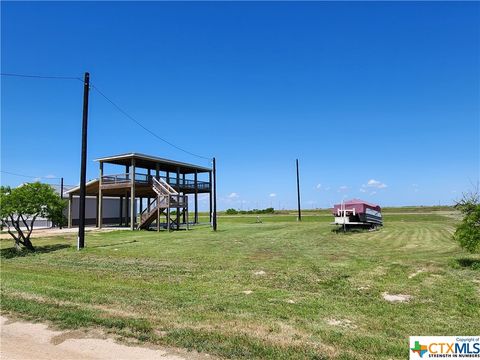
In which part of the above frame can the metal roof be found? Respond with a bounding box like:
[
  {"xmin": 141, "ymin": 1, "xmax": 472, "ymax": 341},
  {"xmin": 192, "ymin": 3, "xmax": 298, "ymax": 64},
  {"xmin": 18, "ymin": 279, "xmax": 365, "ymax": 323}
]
[
  {"xmin": 65, "ymin": 179, "xmax": 99, "ymax": 195},
  {"xmin": 94, "ymin": 153, "xmax": 211, "ymax": 173}
]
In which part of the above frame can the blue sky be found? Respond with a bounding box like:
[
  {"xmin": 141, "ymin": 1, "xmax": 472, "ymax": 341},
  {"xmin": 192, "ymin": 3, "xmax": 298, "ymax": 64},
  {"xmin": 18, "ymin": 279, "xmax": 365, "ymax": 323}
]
[{"xmin": 1, "ymin": 1, "xmax": 479, "ymax": 210}]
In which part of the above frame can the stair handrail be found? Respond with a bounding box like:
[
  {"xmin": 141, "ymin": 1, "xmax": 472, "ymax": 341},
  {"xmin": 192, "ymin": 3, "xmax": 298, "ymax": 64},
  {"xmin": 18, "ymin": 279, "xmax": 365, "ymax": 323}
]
[
  {"xmin": 153, "ymin": 182, "xmax": 170, "ymax": 197},
  {"xmin": 151, "ymin": 178, "xmax": 168, "ymax": 196},
  {"xmin": 139, "ymin": 197, "xmax": 159, "ymax": 220},
  {"xmin": 137, "ymin": 177, "xmax": 187, "ymax": 230},
  {"xmin": 157, "ymin": 177, "xmax": 178, "ymax": 195},
  {"xmin": 152, "ymin": 177, "xmax": 169, "ymax": 194}
]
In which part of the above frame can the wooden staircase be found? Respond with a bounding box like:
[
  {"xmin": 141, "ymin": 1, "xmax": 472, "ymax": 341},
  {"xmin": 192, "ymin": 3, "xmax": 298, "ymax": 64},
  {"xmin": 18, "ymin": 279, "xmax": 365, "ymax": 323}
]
[{"xmin": 137, "ymin": 177, "xmax": 189, "ymax": 230}]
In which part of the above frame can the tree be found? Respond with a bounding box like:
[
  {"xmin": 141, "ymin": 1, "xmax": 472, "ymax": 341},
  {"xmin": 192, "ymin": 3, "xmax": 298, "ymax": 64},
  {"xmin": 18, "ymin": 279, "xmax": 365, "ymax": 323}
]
[
  {"xmin": 454, "ymin": 188, "xmax": 480, "ymax": 253},
  {"xmin": 0, "ymin": 182, "xmax": 66, "ymax": 251}
]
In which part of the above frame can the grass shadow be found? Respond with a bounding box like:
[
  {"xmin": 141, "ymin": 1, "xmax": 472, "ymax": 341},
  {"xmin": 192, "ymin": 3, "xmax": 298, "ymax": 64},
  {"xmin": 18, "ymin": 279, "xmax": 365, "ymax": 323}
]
[
  {"xmin": 0, "ymin": 244, "xmax": 71, "ymax": 259},
  {"xmin": 332, "ymin": 228, "xmax": 373, "ymax": 234},
  {"xmin": 452, "ymin": 257, "xmax": 480, "ymax": 270}
]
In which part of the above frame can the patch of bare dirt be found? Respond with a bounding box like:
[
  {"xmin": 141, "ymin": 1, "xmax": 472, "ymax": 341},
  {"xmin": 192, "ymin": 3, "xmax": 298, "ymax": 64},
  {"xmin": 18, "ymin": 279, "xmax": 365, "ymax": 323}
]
[
  {"xmin": 356, "ymin": 285, "xmax": 371, "ymax": 291},
  {"xmin": 326, "ymin": 318, "xmax": 357, "ymax": 329},
  {"xmin": 50, "ymin": 329, "xmax": 93, "ymax": 345},
  {"xmin": 382, "ymin": 293, "xmax": 412, "ymax": 303},
  {"xmin": 253, "ymin": 270, "xmax": 266, "ymax": 276},
  {"xmin": 408, "ymin": 269, "xmax": 425, "ymax": 279},
  {"xmin": 0, "ymin": 315, "xmax": 210, "ymax": 360}
]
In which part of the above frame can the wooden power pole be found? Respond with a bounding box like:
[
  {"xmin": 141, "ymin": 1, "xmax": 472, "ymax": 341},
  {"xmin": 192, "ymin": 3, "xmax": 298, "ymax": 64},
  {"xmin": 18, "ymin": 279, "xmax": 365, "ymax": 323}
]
[
  {"xmin": 213, "ymin": 157, "xmax": 217, "ymax": 231},
  {"xmin": 60, "ymin": 177, "xmax": 64, "ymax": 229},
  {"xmin": 78, "ymin": 72, "xmax": 90, "ymax": 250},
  {"xmin": 296, "ymin": 158, "xmax": 302, "ymax": 221}
]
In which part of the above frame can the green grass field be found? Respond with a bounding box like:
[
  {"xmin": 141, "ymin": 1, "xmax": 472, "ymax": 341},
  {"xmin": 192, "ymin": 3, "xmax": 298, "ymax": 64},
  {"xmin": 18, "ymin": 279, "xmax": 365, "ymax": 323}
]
[{"xmin": 1, "ymin": 210, "xmax": 479, "ymax": 359}]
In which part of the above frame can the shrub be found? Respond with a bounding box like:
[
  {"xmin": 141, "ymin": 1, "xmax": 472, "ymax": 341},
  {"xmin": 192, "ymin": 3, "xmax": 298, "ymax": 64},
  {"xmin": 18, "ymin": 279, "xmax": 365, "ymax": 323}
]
[
  {"xmin": 454, "ymin": 189, "xmax": 480, "ymax": 253},
  {"xmin": 0, "ymin": 183, "xmax": 66, "ymax": 251},
  {"xmin": 224, "ymin": 208, "xmax": 275, "ymax": 215}
]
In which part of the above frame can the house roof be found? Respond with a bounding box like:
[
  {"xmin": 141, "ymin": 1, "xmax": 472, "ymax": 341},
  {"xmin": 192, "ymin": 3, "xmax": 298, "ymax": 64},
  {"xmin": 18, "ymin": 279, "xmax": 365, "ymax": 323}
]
[
  {"xmin": 65, "ymin": 179, "xmax": 100, "ymax": 196},
  {"xmin": 95, "ymin": 153, "xmax": 211, "ymax": 173}
]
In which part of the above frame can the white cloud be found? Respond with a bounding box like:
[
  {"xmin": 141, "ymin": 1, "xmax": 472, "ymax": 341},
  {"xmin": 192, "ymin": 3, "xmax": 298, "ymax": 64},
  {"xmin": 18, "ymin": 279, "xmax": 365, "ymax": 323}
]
[
  {"xmin": 228, "ymin": 192, "xmax": 239, "ymax": 199},
  {"xmin": 370, "ymin": 191, "xmax": 377, "ymax": 195},
  {"xmin": 338, "ymin": 185, "xmax": 349, "ymax": 192},
  {"xmin": 315, "ymin": 184, "xmax": 330, "ymax": 191},
  {"xmin": 366, "ymin": 179, "xmax": 387, "ymax": 189},
  {"xmin": 269, "ymin": 193, "xmax": 277, "ymax": 198},
  {"xmin": 44, "ymin": 174, "xmax": 57, "ymax": 179},
  {"xmin": 360, "ymin": 179, "xmax": 387, "ymax": 191}
]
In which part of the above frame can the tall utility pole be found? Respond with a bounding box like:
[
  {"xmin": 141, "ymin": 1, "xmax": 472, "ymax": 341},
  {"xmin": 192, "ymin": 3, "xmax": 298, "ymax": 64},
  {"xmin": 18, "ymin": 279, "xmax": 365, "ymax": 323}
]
[
  {"xmin": 60, "ymin": 177, "xmax": 64, "ymax": 229},
  {"xmin": 212, "ymin": 157, "xmax": 217, "ymax": 231},
  {"xmin": 78, "ymin": 72, "xmax": 90, "ymax": 250},
  {"xmin": 296, "ymin": 158, "xmax": 302, "ymax": 221}
]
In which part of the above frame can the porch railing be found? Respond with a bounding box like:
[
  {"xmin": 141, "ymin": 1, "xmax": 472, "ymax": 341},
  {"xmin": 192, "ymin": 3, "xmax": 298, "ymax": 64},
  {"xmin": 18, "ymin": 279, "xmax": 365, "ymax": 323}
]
[
  {"xmin": 101, "ymin": 174, "xmax": 132, "ymax": 184},
  {"xmin": 101, "ymin": 173, "xmax": 210, "ymax": 190}
]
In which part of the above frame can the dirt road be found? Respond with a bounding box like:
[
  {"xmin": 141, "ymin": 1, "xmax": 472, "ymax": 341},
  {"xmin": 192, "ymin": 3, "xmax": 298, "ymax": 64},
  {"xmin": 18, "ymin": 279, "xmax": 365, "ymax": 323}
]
[{"xmin": 0, "ymin": 316, "xmax": 205, "ymax": 360}]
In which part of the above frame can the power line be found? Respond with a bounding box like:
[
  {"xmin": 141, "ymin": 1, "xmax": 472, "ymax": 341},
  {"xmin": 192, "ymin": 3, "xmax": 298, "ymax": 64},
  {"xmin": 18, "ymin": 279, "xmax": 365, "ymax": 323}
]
[
  {"xmin": 0, "ymin": 170, "xmax": 61, "ymax": 180},
  {"xmin": 91, "ymin": 84, "xmax": 211, "ymax": 161},
  {"xmin": 2, "ymin": 71, "xmax": 212, "ymax": 161},
  {"xmin": 1, "ymin": 72, "xmax": 82, "ymax": 81}
]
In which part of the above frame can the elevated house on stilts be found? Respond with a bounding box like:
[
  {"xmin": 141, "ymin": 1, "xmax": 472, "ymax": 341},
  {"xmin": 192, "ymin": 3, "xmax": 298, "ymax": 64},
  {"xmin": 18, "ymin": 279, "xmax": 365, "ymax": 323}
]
[{"xmin": 66, "ymin": 153, "xmax": 212, "ymax": 231}]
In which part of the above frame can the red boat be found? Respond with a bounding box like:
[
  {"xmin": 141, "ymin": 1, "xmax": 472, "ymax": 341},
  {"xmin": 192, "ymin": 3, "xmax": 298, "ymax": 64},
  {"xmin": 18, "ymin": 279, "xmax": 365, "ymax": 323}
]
[{"xmin": 332, "ymin": 199, "xmax": 383, "ymax": 229}]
